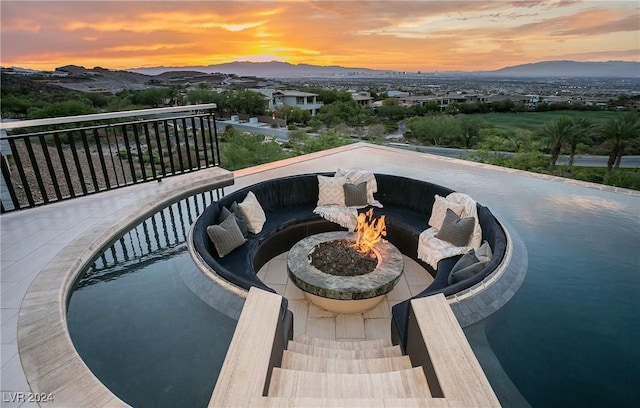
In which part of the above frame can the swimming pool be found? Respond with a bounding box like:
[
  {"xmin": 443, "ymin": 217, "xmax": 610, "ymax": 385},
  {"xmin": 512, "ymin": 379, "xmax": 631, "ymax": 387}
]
[
  {"xmin": 66, "ymin": 175, "xmax": 639, "ymax": 407},
  {"xmin": 67, "ymin": 193, "xmax": 238, "ymax": 408},
  {"xmin": 476, "ymin": 182, "xmax": 640, "ymax": 408}
]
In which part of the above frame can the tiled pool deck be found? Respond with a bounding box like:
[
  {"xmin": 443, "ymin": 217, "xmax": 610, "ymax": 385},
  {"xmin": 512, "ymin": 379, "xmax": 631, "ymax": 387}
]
[{"xmin": 1, "ymin": 142, "xmax": 636, "ymax": 407}]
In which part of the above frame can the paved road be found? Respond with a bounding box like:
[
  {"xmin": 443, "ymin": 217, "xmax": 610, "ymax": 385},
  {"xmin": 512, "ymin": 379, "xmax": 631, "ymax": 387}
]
[{"xmin": 388, "ymin": 143, "xmax": 640, "ymax": 168}]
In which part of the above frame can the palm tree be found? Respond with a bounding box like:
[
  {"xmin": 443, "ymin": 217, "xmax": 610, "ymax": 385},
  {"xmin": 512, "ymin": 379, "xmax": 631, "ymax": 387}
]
[
  {"xmin": 566, "ymin": 117, "xmax": 595, "ymax": 167},
  {"xmin": 599, "ymin": 112, "xmax": 640, "ymax": 183},
  {"xmin": 540, "ymin": 116, "xmax": 574, "ymax": 172}
]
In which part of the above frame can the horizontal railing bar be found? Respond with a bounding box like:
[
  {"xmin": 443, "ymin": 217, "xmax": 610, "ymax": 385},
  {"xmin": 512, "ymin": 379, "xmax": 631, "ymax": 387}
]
[
  {"xmin": 0, "ymin": 103, "xmax": 217, "ymax": 131},
  {"xmin": 1, "ymin": 112, "xmax": 215, "ymax": 140}
]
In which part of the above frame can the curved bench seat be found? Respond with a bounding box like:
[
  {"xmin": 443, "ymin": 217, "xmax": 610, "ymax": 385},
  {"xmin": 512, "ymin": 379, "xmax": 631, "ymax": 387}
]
[
  {"xmin": 389, "ymin": 202, "xmax": 508, "ymax": 351},
  {"xmin": 192, "ymin": 173, "xmax": 342, "ymax": 292},
  {"xmin": 190, "ymin": 173, "xmax": 508, "ymax": 333}
]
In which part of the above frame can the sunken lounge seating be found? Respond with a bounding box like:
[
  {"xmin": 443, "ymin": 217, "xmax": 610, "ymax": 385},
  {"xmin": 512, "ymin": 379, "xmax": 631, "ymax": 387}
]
[{"xmin": 191, "ymin": 173, "xmax": 507, "ymax": 311}]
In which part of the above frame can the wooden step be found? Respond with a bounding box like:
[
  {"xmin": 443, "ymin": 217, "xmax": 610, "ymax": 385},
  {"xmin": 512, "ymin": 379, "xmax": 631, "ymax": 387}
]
[
  {"xmin": 292, "ymin": 334, "xmax": 392, "ymax": 350},
  {"xmin": 287, "ymin": 341, "xmax": 403, "ymax": 359},
  {"xmin": 248, "ymin": 396, "xmax": 454, "ymax": 407},
  {"xmin": 282, "ymin": 350, "xmax": 413, "ymax": 374},
  {"xmin": 268, "ymin": 367, "xmax": 431, "ymax": 398}
]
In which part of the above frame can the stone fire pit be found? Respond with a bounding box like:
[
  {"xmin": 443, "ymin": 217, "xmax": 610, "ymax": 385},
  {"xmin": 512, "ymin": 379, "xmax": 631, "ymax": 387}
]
[{"xmin": 287, "ymin": 231, "xmax": 404, "ymax": 313}]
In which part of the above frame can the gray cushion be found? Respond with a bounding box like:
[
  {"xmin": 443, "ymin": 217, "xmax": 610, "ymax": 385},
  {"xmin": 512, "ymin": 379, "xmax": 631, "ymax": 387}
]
[
  {"xmin": 218, "ymin": 206, "xmax": 232, "ymax": 223},
  {"xmin": 230, "ymin": 201, "xmax": 248, "ymax": 237},
  {"xmin": 207, "ymin": 214, "xmax": 246, "ymax": 257},
  {"xmin": 448, "ymin": 250, "xmax": 484, "ymax": 285},
  {"xmin": 343, "ymin": 182, "xmax": 368, "ymax": 207},
  {"xmin": 435, "ymin": 208, "xmax": 474, "ymax": 246},
  {"xmin": 452, "ymin": 250, "xmax": 480, "ymax": 272},
  {"xmin": 475, "ymin": 240, "xmax": 493, "ymax": 263}
]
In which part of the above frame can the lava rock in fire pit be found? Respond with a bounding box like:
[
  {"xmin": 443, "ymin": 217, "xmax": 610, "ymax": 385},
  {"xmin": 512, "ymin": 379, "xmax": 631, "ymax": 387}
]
[{"xmin": 309, "ymin": 239, "xmax": 378, "ymax": 277}]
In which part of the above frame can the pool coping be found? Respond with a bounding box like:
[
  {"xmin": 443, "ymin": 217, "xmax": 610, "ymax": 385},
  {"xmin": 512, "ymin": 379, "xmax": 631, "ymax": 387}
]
[{"xmin": 448, "ymin": 215, "xmax": 528, "ymax": 327}]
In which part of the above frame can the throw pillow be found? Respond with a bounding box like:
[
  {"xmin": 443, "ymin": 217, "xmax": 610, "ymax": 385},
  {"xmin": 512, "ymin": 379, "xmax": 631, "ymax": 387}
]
[
  {"xmin": 218, "ymin": 206, "xmax": 232, "ymax": 223},
  {"xmin": 230, "ymin": 201, "xmax": 248, "ymax": 237},
  {"xmin": 475, "ymin": 240, "xmax": 493, "ymax": 263},
  {"xmin": 435, "ymin": 208, "xmax": 475, "ymax": 247},
  {"xmin": 452, "ymin": 250, "xmax": 480, "ymax": 273},
  {"xmin": 448, "ymin": 250, "xmax": 486, "ymax": 284},
  {"xmin": 206, "ymin": 214, "xmax": 246, "ymax": 257},
  {"xmin": 336, "ymin": 168, "xmax": 382, "ymax": 207},
  {"xmin": 238, "ymin": 191, "xmax": 267, "ymax": 234},
  {"xmin": 343, "ymin": 182, "xmax": 368, "ymax": 207},
  {"xmin": 428, "ymin": 195, "xmax": 465, "ymax": 230},
  {"xmin": 317, "ymin": 175, "xmax": 347, "ymax": 206}
]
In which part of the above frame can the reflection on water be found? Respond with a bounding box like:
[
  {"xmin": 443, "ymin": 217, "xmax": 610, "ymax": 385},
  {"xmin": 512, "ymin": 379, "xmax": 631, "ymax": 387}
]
[
  {"xmin": 78, "ymin": 190, "xmax": 221, "ymax": 288},
  {"xmin": 67, "ymin": 190, "xmax": 238, "ymax": 408},
  {"xmin": 482, "ymin": 186, "xmax": 640, "ymax": 408},
  {"xmin": 545, "ymin": 194, "xmax": 627, "ymax": 212}
]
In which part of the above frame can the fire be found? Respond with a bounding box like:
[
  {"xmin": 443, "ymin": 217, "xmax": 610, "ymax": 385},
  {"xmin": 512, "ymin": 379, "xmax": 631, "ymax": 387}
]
[{"xmin": 352, "ymin": 208, "xmax": 387, "ymax": 255}]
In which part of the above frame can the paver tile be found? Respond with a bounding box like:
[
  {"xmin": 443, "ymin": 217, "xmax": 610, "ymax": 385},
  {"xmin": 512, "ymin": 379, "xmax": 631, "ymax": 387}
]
[{"xmin": 335, "ymin": 314, "xmax": 366, "ymax": 339}]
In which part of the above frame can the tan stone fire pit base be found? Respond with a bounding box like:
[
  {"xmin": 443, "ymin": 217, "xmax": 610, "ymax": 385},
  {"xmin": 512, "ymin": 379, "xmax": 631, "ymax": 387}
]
[
  {"xmin": 287, "ymin": 231, "xmax": 404, "ymax": 314},
  {"xmin": 303, "ymin": 292, "xmax": 386, "ymax": 314}
]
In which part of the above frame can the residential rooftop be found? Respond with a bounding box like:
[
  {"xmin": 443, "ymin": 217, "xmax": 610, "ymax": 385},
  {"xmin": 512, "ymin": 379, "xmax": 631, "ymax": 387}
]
[{"xmin": 1, "ymin": 142, "xmax": 638, "ymax": 407}]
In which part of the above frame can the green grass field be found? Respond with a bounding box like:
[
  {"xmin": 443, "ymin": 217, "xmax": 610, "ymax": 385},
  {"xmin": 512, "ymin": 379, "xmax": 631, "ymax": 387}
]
[{"xmin": 476, "ymin": 110, "xmax": 623, "ymax": 132}]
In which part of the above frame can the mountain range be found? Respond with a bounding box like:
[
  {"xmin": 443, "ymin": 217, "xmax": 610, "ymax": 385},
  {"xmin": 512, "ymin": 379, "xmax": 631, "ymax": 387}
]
[
  {"xmin": 128, "ymin": 60, "xmax": 640, "ymax": 78},
  {"xmin": 484, "ymin": 60, "xmax": 639, "ymax": 78}
]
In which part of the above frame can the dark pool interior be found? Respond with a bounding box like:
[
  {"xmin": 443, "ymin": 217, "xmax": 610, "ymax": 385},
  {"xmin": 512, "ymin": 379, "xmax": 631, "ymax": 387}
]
[
  {"xmin": 67, "ymin": 192, "xmax": 237, "ymax": 408},
  {"xmin": 67, "ymin": 178, "xmax": 639, "ymax": 408},
  {"xmin": 477, "ymin": 182, "xmax": 640, "ymax": 408}
]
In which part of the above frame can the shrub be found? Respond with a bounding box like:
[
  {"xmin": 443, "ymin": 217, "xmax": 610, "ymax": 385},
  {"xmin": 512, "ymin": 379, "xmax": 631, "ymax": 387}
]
[
  {"xmin": 566, "ymin": 167, "xmax": 640, "ymax": 190},
  {"xmin": 308, "ymin": 118, "xmax": 323, "ymax": 132},
  {"xmin": 221, "ymin": 133, "xmax": 288, "ymax": 170},
  {"xmin": 608, "ymin": 169, "xmax": 640, "ymax": 190},
  {"xmin": 507, "ymin": 151, "xmax": 549, "ymax": 172},
  {"xmin": 288, "ymin": 129, "xmax": 307, "ymax": 145},
  {"xmin": 293, "ymin": 130, "xmax": 353, "ymax": 154}
]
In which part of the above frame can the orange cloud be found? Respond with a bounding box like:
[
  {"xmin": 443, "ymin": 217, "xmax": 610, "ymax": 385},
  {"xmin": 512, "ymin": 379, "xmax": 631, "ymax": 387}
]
[{"xmin": 0, "ymin": 0, "xmax": 637, "ymax": 72}]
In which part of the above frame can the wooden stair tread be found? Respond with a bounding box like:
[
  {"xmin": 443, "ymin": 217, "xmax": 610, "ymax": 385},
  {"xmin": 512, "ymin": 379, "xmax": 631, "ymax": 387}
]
[
  {"xmin": 282, "ymin": 350, "xmax": 413, "ymax": 373},
  {"xmin": 292, "ymin": 334, "xmax": 392, "ymax": 350},
  {"xmin": 268, "ymin": 367, "xmax": 431, "ymax": 398},
  {"xmin": 287, "ymin": 341, "xmax": 403, "ymax": 359}
]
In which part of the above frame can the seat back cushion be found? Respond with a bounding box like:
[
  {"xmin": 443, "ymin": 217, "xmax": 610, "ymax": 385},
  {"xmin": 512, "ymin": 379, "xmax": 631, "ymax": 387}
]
[
  {"xmin": 238, "ymin": 191, "xmax": 267, "ymax": 234},
  {"xmin": 207, "ymin": 213, "xmax": 246, "ymax": 257},
  {"xmin": 375, "ymin": 174, "xmax": 454, "ymax": 215}
]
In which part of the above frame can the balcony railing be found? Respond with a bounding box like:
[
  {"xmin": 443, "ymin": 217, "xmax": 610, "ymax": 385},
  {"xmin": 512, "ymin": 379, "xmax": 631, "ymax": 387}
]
[{"xmin": 0, "ymin": 104, "xmax": 219, "ymax": 212}]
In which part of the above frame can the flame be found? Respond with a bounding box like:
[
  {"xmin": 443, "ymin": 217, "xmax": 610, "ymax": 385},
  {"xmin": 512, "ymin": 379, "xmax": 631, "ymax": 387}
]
[{"xmin": 352, "ymin": 208, "xmax": 386, "ymax": 254}]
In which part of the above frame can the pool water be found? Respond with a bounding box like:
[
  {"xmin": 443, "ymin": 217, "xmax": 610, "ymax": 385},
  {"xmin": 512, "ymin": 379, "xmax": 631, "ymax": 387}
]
[
  {"xmin": 67, "ymin": 179, "xmax": 640, "ymax": 407},
  {"xmin": 473, "ymin": 183, "xmax": 640, "ymax": 407},
  {"xmin": 67, "ymin": 193, "xmax": 237, "ymax": 408}
]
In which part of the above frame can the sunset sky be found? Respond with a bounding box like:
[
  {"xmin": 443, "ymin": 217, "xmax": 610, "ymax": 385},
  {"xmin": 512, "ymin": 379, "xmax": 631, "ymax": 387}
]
[{"xmin": 1, "ymin": 0, "xmax": 638, "ymax": 72}]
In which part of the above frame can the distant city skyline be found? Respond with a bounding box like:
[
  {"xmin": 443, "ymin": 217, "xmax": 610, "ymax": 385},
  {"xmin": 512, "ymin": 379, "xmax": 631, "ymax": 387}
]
[{"xmin": 1, "ymin": 0, "xmax": 638, "ymax": 72}]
